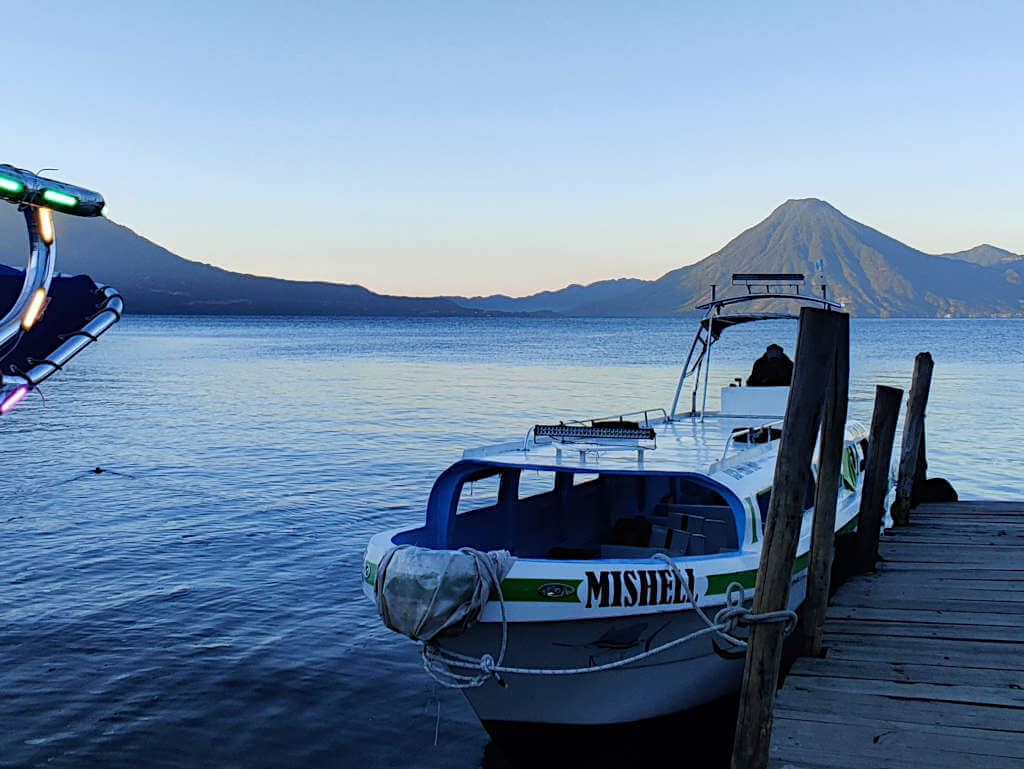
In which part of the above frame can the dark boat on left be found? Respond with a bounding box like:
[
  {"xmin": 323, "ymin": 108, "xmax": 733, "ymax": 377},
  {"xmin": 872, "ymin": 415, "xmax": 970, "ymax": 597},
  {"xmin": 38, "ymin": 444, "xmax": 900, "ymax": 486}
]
[{"xmin": 0, "ymin": 164, "xmax": 121, "ymax": 416}]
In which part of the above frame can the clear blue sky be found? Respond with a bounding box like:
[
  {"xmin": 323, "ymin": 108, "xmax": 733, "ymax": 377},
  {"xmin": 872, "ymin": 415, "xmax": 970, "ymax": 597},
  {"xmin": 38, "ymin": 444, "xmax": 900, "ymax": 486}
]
[{"xmin": 5, "ymin": 1, "xmax": 1023, "ymax": 296}]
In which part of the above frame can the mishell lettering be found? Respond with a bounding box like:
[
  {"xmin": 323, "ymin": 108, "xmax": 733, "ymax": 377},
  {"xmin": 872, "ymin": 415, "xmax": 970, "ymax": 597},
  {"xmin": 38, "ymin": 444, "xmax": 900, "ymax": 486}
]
[{"xmin": 585, "ymin": 568, "xmax": 697, "ymax": 609}]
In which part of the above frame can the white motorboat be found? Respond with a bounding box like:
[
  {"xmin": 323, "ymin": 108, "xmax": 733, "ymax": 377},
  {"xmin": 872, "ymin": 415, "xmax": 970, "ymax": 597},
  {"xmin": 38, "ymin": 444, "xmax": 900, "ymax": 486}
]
[{"xmin": 363, "ymin": 273, "xmax": 869, "ymax": 727}]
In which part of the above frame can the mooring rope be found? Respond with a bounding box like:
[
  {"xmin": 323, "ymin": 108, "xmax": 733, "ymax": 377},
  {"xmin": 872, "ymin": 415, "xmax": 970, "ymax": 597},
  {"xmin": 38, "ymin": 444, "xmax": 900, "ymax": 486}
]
[{"xmin": 422, "ymin": 550, "xmax": 798, "ymax": 689}]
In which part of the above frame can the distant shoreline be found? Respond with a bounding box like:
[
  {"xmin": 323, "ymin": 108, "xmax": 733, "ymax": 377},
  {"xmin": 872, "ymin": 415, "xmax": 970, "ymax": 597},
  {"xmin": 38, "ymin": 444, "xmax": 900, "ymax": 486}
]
[{"xmin": 115, "ymin": 312, "xmax": 1024, "ymax": 320}]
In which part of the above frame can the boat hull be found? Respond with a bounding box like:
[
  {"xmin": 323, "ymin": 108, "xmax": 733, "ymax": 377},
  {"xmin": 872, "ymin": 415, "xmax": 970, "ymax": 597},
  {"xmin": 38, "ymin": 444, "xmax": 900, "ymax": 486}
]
[{"xmin": 437, "ymin": 572, "xmax": 807, "ymax": 725}]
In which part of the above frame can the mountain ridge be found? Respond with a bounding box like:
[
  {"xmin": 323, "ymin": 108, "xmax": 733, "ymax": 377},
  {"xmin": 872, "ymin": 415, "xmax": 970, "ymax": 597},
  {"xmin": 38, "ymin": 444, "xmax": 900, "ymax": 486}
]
[
  {"xmin": 450, "ymin": 198, "xmax": 1022, "ymax": 317},
  {"xmin": 1, "ymin": 198, "xmax": 1020, "ymax": 317}
]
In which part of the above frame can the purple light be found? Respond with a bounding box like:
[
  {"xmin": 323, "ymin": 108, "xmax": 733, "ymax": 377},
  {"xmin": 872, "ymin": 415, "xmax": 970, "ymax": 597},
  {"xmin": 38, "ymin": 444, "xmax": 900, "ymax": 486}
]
[{"xmin": 0, "ymin": 385, "xmax": 29, "ymax": 414}]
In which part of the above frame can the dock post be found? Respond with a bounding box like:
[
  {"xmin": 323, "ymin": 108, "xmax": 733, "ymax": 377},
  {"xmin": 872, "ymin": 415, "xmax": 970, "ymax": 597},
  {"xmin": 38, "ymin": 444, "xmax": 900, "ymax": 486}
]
[
  {"xmin": 799, "ymin": 312, "xmax": 849, "ymax": 657},
  {"xmin": 731, "ymin": 307, "xmax": 845, "ymax": 769},
  {"xmin": 854, "ymin": 385, "xmax": 902, "ymax": 572},
  {"xmin": 891, "ymin": 352, "xmax": 934, "ymax": 525}
]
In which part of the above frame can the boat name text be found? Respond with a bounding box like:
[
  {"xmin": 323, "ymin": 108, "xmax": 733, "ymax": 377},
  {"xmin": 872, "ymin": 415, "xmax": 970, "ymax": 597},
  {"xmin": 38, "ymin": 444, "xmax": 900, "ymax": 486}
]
[{"xmin": 584, "ymin": 568, "xmax": 697, "ymax": 609}]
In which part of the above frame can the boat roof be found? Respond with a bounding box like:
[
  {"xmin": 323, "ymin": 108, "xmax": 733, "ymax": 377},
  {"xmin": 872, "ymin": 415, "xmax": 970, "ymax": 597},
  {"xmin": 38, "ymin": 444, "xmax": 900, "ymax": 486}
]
[
  {"xmin": 462, "ymin": 414, "xmax": 781, "ymax": 475},
  {"xmin": 462, "ymin": 412, "xmax": 871, "ymax": 477}
]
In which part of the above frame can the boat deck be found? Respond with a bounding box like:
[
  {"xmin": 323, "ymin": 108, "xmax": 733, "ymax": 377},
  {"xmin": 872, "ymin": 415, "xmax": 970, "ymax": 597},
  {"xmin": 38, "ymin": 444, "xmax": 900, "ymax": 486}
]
[{"xmin": 769, "ymin": 500, "xmax": 1024, "ymax": 769}]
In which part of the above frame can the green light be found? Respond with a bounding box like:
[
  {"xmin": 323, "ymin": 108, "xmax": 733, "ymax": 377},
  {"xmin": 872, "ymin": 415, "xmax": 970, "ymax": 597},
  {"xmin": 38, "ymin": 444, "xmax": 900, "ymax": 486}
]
[
  {"xmin": 0, "ymin": 176, "xmax": 24, "ymax": 194},
  {"xmin": 42, "ymin": 189, "xmax": 78, "ymax": 207}
]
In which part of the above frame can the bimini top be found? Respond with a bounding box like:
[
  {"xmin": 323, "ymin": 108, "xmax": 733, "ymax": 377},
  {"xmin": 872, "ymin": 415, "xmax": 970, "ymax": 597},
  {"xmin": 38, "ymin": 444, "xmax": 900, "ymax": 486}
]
[
  {"xmin": 672, "ymin": 272, "xmax": 841, "ymax": 419},
  {"xmin": 701, "ymin": 313, "xmax": 799, "ymax": 340}
]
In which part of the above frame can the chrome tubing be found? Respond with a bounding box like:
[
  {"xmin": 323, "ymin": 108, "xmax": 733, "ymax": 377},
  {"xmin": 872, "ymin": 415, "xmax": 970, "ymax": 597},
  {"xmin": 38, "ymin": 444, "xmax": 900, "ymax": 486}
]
[
  {"xmin": 0, "ymin": 206, "xmax": 56, "ymax": 349},
  {"xmin": 0, "ymin": 164, "xmax": 116, "ymax": 413},
  {"xmin": 0, "ymin": 284, "xmax": 123, "ymax": 390},
  {"xmin": 0, "ymin": 165, "xmax": 107, "ymax": 350}
]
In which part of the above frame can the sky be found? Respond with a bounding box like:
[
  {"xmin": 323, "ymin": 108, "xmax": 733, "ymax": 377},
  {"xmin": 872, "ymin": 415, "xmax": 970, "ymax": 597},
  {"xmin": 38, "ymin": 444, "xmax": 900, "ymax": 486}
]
[{"xmin": 3, "ymin": 1, "xmax": 1023, "ymax": 297}]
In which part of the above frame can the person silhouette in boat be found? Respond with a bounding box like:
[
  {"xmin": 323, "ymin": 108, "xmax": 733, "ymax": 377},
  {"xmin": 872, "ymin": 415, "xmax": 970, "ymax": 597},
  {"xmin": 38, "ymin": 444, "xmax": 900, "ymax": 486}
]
[{"xmin": 747, "ymin": 343, "xmax": 793, "ymax": 386}]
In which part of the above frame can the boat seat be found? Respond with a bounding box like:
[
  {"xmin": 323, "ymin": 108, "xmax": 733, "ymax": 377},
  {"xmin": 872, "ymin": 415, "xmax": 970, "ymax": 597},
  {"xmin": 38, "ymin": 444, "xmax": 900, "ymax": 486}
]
[
  {"xmin": 655, "ymin": 503, "xmax": 739, "ymax": 550},
  {"xmin": 647, "ymin": 524, "xmax": 712, "ymax": 556}
]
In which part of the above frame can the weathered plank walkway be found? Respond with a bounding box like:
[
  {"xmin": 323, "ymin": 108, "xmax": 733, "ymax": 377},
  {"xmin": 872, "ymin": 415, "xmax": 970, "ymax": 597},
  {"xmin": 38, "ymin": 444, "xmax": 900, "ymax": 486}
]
[{"xmin": 770, "ymin": 500, "xmax": 1024, "ymax": 769}]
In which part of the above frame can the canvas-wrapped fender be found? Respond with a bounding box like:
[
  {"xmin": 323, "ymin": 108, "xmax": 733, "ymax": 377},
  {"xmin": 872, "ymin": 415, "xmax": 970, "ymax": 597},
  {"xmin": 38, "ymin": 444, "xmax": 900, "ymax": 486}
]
[{"xmin": 374, "ymin": 546, "xmax": 514, "ymax": 641}]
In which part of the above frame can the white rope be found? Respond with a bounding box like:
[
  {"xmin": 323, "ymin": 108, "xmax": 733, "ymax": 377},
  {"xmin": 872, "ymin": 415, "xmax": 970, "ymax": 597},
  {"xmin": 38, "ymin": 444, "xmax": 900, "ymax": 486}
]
[{"xmin": 422, "ymin": 552, "xmax": 798, "ymax": 688}]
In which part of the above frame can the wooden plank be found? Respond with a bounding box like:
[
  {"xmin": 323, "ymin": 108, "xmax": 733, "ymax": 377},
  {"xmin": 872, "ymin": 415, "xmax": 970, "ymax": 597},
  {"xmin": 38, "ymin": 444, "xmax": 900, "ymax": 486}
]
[
  {"xmin": 822, "ymin": 634, "xmax": 1024, "ymax": 670},
  {"xmin": 783, "ymin": 673, "xmax": 1024, "ymax": 708},
  {"xmin": 900, "ymin": 518, "xmax": 1024, "ymax": 527},
  {"xmin": 772, "ymin": 715, "xmax": 1024, "ymax": 768},
  {"xmin": 916, "ymin": 501, "xmax": 1024, "ymax": 512},
  {"xmin": 773, "ymin": 707, "xmax": 1024, "ymax": 753},
  {"xmin": 874, "ymin": 564, "xmax": 1024, "ymax": 578},
  {"xmin": 824, "ymin": 605, "xmax": 1024, "ymax": 627},
  {"xmin": 848, "ymin": 571, "xmax": 1024, "ymax": 588},
  {"xmin": 788, "ymin": 656, "xmax": 1024, "ymax": 689},
  {"xmin": 892, "ymin": 528, "xmax": 1024, "ymax": 539},
  {"xmin": 775, "ymin": 688, "xmax": 1024, "ymax": 732},
  {"xmin": 876, "ymin": 548, "xmax": 1024, "ymax": 567},
  {"xmin": 822, "ymin": 618, "xmax": 1024, "ymax": 643},
  {"xmin": 829, "ymin": 594, "xmax": 1024, "ymax": 614},
  {"xmin": 881, "ymin": 536, "xmax": 1024, "ymax": 548}
]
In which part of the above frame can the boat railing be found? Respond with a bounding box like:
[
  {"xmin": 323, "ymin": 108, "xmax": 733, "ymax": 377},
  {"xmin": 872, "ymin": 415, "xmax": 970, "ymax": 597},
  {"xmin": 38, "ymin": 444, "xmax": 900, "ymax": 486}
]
[
  {"xmin": 720, "ymin": 419, "xmax": 784, "ymax": 460},
  {"xmin": 562, "ymin": 408, "xmax": 666, "ymax": 429}
]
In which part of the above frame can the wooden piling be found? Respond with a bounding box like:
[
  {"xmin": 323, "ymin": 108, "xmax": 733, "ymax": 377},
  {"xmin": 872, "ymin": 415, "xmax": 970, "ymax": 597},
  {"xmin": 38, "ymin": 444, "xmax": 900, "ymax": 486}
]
[
  {"xmin": 891, "ymin": 352, "xmax": 934, "ymax": 525},
  {"xmin": 799, "ymin": 312, "xmax": 849, "ymax": 658},
  {"xmin": 854, "ymin": 385, "xmax": 902, "ymax": 572},
  {"xmin": 730, "ymin": 307, "xmax": 846, "ymax": 769}
]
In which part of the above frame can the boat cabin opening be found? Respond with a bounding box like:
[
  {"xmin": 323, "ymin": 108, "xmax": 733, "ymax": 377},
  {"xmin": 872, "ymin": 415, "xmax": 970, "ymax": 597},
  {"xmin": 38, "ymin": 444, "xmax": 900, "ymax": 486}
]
[{"xmin": 395, "ymin": 461, "xmax": 745, "ymax": 560}]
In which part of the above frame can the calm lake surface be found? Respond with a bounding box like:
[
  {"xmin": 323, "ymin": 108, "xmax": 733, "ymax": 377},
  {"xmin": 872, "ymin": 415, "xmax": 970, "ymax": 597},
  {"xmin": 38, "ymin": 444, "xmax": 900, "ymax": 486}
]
[{"xmin": 1, "ymin": 316, "xmax": 1021, "ymax": 768}]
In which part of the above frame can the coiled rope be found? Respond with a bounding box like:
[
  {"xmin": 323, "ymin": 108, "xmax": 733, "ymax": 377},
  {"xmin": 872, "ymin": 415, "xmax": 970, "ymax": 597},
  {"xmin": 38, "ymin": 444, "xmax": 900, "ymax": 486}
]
[{"xmin": 422, "ymin": 551, "xmax": 798, "ymax": 689}]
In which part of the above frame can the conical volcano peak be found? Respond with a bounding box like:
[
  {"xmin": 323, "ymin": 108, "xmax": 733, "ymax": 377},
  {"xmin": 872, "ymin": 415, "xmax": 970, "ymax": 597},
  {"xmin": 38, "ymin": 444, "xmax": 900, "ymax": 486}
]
[{"xmin": 768, "ymin": 197, "xmax": 841, "ymax": 219}]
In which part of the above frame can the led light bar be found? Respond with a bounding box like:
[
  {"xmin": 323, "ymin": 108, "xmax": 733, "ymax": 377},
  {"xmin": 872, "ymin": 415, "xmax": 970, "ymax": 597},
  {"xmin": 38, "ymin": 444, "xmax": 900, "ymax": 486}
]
[
  {"xmin": 0, "ymin": 385, "xmax": 29, "ymax": 414},
  {"xmin": 0, "ymin": 164, "xmax": 104, "ymax": 217},
  {"xmin": 0, "ymin": 175, "xmax": 24, "ymax": 194},
  {"xmin": 732, "ymin": 273, "xmax": 805, "ymax": 284},
  {"xmin": 42, "ymin": 189, "xmax": 78, "ymax": 208},
  {"xmin": 21, "ymin": 288, "xmax": 47, "ymax": 330},
  {"xmin": 535, "ymin": 423, "xmax": 657, "ymax": 442}
]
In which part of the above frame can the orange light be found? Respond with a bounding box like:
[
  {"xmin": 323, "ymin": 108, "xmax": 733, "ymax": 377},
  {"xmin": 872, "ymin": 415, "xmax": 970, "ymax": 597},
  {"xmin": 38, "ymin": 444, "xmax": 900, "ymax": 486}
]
[
  {"xmin": 22, "ymin": 288, "xmax": 47, "ymax": 330},
  {"xmin": 38, "ymin": 207, "xmax": 54, "ymax": 244}
]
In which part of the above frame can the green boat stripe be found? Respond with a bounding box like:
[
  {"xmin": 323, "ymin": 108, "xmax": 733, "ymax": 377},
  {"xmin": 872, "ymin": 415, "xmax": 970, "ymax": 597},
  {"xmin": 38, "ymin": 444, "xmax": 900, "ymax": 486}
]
[
  {"xmin": 745, "ymin": 498, "xmax": 759, "ymax": 544},
  {"xmin": 490, "ymin": 577, "xmax": 583, "ymax": 602},
  {"xmin": 706, "ymin": 551, "xmax": 810, "ymax": 595},
  {"xmin": 369, "ymin": 528, "xmax": 855, "ymax": 603},
  {"xmin": 838, "ymin": 514, "xmax": 859, "ymax": 535}
]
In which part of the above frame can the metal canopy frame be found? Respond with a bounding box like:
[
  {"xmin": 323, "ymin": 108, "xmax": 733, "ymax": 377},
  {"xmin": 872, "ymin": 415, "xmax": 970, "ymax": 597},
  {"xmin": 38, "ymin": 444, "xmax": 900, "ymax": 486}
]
[
  {"xmin": 0, "ymin": 164, "xmax": 120, "ymax": 415},
  {"xmin": 669, "ymin": 274, "xmax": 841, "ymax": 421}
]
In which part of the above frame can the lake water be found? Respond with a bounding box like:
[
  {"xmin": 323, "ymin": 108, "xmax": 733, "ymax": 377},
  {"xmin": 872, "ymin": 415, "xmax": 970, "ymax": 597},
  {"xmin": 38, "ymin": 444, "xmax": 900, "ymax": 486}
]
[{"xmin": 1, "ymin": 316, "xmax": 1021, "ymax": 768}]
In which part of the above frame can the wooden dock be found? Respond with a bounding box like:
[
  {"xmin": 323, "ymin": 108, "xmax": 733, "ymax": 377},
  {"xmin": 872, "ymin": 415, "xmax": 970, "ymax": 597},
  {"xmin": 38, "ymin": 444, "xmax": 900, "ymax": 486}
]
[{"xmin": 769, "ymin": 500, "xmax": 1024, "ymax": 769}]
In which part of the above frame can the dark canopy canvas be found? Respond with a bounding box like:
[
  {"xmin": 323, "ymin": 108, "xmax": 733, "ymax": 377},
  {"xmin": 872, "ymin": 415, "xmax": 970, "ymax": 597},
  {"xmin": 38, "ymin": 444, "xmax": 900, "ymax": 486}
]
[{"xmin": 0, "ymin": 271, "xmax": 108, "ymax": 373}]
